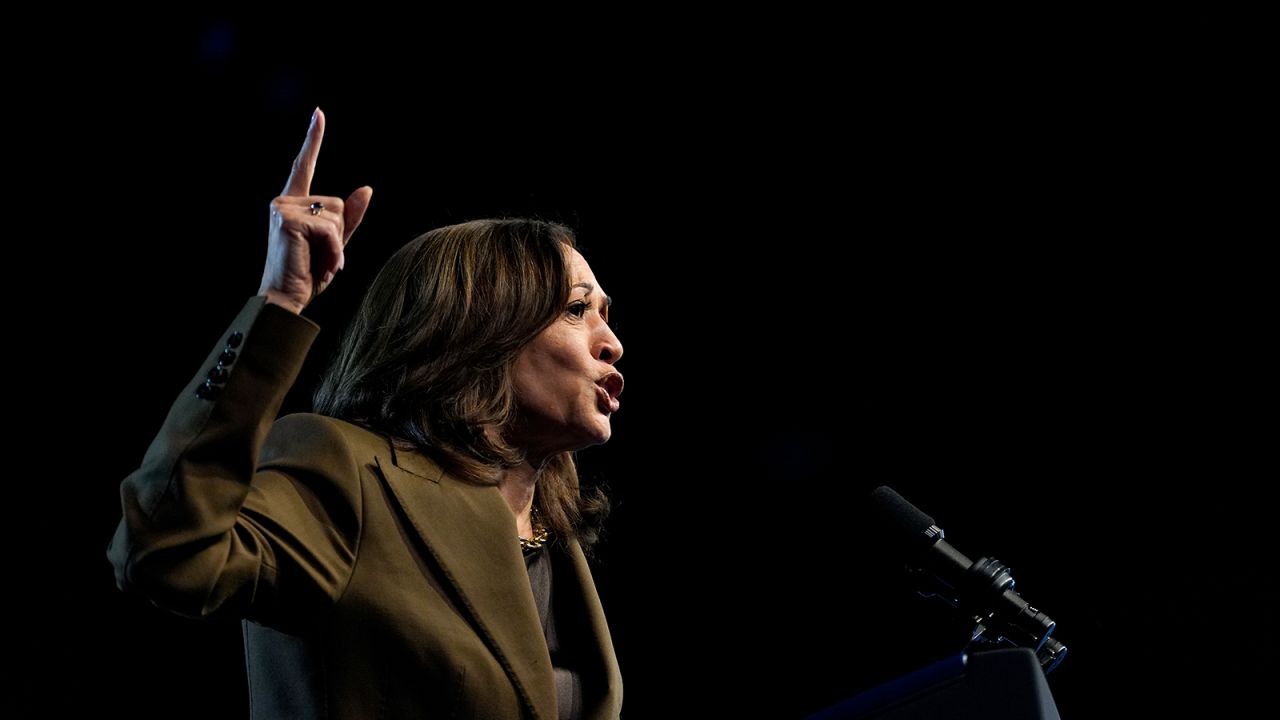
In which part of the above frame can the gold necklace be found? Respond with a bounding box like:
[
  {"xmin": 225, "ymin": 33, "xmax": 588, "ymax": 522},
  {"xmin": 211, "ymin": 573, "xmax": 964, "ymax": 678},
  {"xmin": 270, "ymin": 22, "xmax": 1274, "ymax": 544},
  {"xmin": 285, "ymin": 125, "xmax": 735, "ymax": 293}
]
[{"xmin": 520, "ymin": 508, "xmax": 549, "ymax": 554}]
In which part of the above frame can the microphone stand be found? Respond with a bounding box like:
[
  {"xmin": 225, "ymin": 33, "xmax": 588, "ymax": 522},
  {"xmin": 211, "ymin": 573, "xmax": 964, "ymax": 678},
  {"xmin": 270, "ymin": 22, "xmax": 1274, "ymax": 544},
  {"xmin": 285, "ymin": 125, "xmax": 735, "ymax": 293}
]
[{"xmin": 909, "ymin": 548, "xmax": 1068, "ymax": 673}]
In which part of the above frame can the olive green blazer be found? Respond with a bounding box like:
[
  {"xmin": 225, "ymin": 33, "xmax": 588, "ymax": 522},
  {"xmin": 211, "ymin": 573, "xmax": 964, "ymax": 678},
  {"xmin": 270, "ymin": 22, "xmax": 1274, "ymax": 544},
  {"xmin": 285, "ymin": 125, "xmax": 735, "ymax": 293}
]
[{"xmin": 108, "ymin": 297, "xmax": 623, "ymax": 719}]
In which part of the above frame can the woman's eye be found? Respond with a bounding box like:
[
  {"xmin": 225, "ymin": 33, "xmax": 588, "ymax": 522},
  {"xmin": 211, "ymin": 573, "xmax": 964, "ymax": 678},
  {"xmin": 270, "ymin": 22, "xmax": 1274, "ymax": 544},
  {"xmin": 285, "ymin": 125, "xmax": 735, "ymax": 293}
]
[{"xmin": 568, "ymin": 301, "xmax": 589, "ymax": 318}]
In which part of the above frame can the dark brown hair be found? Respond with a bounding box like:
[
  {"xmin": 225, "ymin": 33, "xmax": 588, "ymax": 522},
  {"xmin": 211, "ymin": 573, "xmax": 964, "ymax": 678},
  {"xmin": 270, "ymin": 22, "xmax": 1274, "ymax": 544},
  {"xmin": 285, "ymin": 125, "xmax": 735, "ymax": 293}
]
[{"xmin": 314, "ymin": 218, "xmax": 610, "ymax": 549}]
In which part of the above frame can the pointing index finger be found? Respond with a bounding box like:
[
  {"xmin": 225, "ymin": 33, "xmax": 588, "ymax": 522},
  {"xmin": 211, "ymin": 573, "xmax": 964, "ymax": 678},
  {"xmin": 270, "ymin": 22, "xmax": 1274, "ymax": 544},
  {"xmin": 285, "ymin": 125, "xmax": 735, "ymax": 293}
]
[{"xmin": 283, "ymin": 107, "xmax": 325, "ymax": 197}]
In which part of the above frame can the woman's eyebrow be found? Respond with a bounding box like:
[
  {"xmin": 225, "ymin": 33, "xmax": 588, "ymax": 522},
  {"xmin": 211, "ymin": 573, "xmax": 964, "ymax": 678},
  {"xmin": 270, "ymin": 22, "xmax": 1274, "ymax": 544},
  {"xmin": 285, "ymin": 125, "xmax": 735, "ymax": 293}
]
[{"xmin": 573, "ymin": 282, "xmax": 613, "ymax": 307}]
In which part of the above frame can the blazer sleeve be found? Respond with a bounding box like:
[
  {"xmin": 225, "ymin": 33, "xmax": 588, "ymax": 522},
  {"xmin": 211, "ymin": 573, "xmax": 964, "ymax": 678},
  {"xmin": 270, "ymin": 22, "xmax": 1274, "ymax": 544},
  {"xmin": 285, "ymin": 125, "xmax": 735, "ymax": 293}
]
[{"xmin": 107, "ymin": 296, "xmax": 364, "ymax": 629}]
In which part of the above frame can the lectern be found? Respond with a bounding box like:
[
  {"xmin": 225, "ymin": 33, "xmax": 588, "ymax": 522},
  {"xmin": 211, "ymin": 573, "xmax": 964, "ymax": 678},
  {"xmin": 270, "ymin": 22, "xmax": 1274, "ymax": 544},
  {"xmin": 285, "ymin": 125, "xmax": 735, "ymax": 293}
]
[{"xmin": 807, "ymin": 648, "xmax": 1061, "ymax": 720}]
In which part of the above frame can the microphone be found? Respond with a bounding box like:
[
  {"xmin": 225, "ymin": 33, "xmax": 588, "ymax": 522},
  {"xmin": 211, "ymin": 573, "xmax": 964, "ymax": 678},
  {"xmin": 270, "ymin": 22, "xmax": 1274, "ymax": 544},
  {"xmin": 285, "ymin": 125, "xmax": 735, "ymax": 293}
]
[{"xmin": 867, "ymin": 485, "xmax": 1068, "ymax": 672}]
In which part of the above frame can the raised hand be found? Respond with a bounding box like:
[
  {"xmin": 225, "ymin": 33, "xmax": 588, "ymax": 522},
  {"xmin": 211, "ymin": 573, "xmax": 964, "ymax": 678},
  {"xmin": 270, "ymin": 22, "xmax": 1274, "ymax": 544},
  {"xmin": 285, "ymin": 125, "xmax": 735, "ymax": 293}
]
[{"xmin": 258, "ymin": 108, "xmax": 373, "ymax": 314}]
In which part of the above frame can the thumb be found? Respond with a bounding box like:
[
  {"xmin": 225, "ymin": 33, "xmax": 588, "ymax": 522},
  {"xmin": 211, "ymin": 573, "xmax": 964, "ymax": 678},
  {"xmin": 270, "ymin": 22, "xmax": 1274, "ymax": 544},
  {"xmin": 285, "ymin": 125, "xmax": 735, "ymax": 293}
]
[{"xmin": 342, "ymin": 185, "xmax": 373, "ymax": 246}]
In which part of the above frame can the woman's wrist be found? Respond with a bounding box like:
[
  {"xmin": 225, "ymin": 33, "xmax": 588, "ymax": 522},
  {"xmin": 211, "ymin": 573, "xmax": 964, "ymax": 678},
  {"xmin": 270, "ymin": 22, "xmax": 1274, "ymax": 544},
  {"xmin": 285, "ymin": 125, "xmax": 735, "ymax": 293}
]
[{"xmin": 258, "ymin": 288, "xmax": 305, "ymax": 315}]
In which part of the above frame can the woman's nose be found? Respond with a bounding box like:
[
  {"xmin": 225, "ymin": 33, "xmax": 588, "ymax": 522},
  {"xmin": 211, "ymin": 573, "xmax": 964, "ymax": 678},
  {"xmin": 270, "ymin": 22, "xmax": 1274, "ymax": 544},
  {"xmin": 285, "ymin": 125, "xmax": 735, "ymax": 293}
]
[{"xmin": 597, "ymin": 325, "xmax": 623, "ymax": 364}]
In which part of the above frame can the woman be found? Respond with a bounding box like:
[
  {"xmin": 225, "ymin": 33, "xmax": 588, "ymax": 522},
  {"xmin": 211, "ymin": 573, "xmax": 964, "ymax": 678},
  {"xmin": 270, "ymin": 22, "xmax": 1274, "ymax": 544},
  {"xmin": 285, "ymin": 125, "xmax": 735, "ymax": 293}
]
[{"xmin": 107, "ymin": 108, "xmax": 625, "ymax": 720}]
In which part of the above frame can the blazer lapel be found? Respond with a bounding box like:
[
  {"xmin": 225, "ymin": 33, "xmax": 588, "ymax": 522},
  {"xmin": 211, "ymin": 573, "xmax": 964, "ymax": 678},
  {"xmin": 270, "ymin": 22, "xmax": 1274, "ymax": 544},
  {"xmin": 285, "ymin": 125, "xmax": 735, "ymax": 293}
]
[
  {"xmin": 374, "ymin": 447, "xmax": 557, "ymax": 720},
  {"xmin": 563, "ymin": 537, "xmax": 625, "ymax": 720}
]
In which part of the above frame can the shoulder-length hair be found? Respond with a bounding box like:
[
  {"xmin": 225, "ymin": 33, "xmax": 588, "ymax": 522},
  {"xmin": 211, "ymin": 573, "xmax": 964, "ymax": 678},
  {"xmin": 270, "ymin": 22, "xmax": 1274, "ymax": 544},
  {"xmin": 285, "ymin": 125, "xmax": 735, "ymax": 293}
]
[{"xmin": 314, "ymin": 218, "xmax": 610, "ymax": 550}]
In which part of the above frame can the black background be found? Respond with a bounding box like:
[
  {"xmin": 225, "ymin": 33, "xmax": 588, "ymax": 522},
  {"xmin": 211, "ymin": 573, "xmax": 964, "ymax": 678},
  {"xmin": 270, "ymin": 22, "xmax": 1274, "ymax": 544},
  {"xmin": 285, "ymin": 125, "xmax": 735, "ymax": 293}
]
[{"xmin": 15, "ymin": 14, "xmax": 1272, "ymax": 718}]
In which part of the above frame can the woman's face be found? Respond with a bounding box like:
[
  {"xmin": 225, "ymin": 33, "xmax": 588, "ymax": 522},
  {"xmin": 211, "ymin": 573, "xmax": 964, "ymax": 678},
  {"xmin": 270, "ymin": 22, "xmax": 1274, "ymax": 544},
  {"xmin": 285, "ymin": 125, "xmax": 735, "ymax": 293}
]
[{"xmin": 509, "ymin": 248, "xmax": 624, "ymax": 461}]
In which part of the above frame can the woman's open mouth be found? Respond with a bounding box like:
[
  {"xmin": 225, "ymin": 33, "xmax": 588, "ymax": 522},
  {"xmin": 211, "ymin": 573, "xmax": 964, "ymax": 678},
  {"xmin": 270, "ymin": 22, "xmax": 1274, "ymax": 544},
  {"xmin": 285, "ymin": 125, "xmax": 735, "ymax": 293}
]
[{"xmin": 596, "ymin": 372, "xmax": 624, "ymax": 414}]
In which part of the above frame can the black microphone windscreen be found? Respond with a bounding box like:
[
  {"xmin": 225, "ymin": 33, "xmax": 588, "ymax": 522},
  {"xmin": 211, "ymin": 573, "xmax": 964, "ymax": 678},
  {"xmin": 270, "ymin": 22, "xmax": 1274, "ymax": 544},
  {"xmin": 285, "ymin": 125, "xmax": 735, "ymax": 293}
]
[{"xmin": 867, "ymin": 486, "xmax": 937, "ymax": 549}]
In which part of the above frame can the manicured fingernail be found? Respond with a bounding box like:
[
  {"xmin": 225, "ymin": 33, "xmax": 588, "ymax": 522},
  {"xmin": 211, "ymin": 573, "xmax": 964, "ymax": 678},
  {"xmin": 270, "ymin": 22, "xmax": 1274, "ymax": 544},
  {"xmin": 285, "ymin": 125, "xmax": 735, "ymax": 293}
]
[
  {"xmin": 322, "ymin": 271, "xmax": 334, "ymax": 284},
  {"xmin": 310, "ymin": 107, "xmax": 319, "ymax": 128}
]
